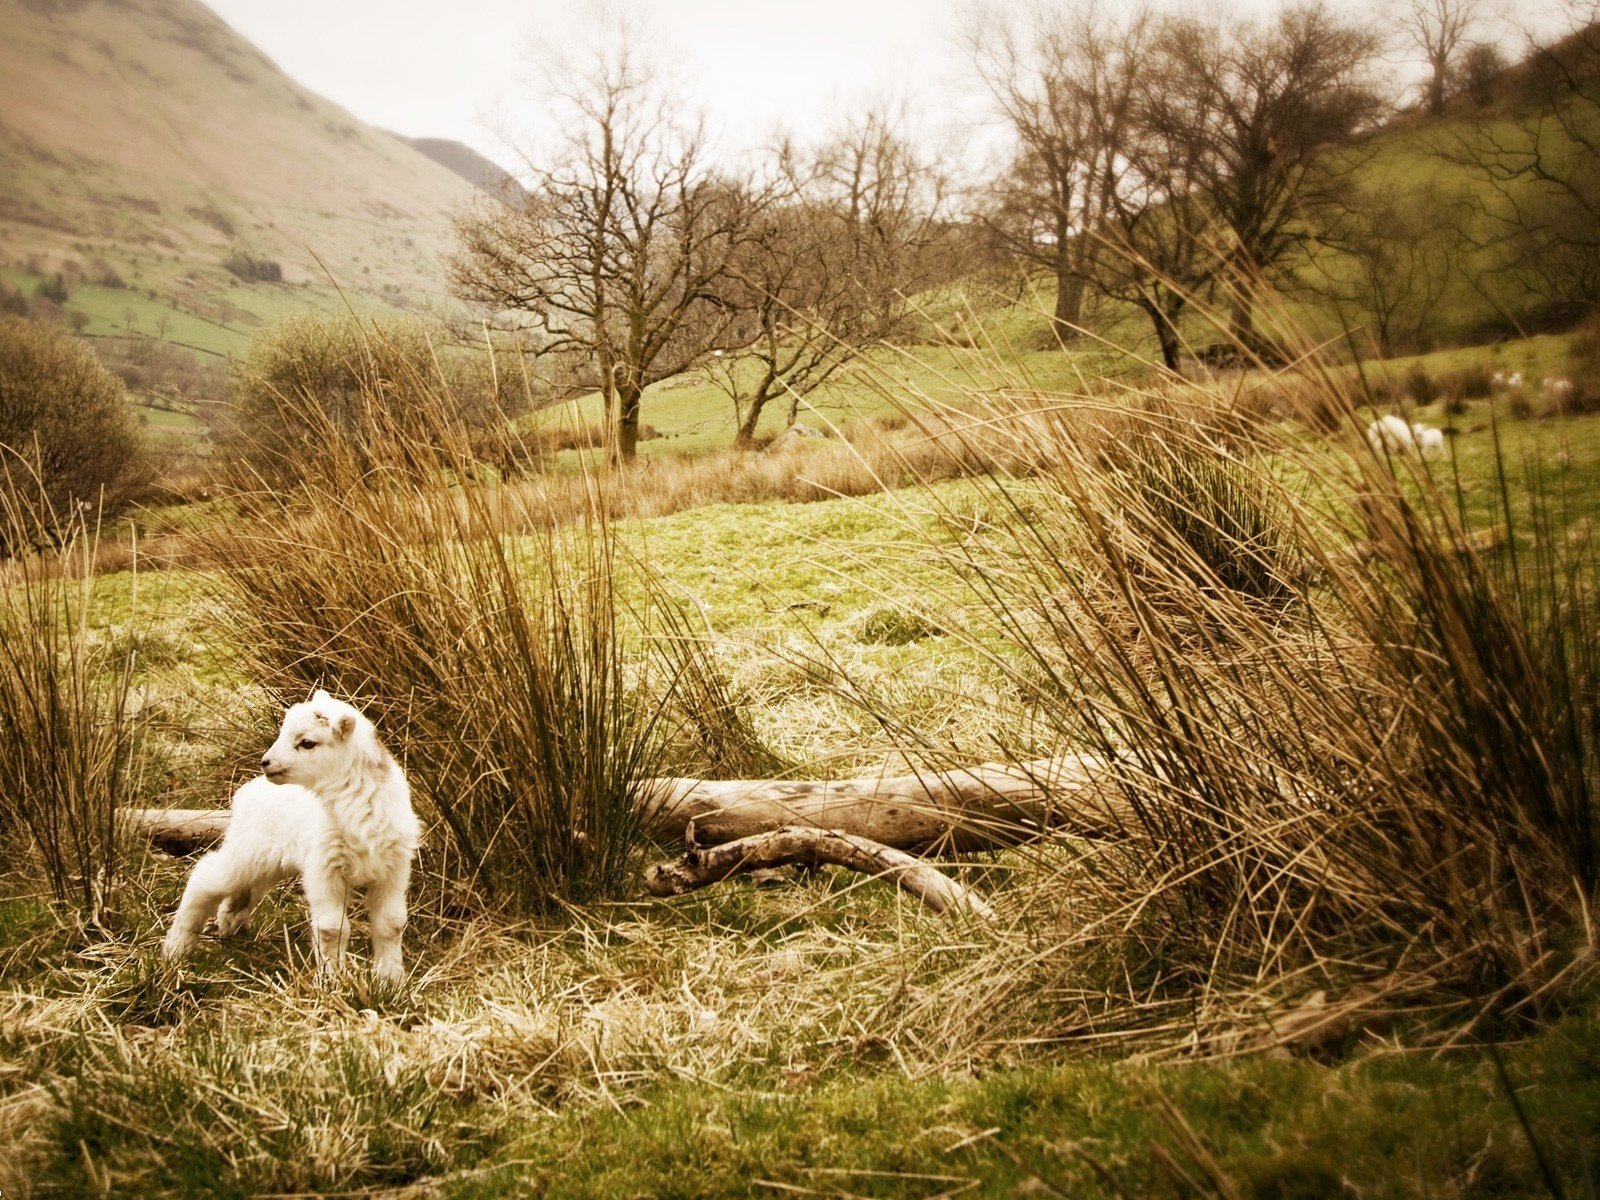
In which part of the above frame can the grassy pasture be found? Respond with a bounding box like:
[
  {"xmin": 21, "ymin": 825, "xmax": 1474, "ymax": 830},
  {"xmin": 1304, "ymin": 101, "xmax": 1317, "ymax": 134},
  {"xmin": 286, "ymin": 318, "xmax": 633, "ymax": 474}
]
[{"xmin": 5, "ymin": 330, "xmax": 1600, "ymax": 1194}]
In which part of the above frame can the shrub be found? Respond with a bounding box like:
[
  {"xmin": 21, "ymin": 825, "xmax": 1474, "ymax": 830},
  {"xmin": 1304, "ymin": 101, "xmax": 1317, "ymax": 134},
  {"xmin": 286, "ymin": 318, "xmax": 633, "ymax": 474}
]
[
  {"xmin": 218, "ymin": 313, "xmax": 515, "ymax": 490},
  {"xmin": 1403, "ymin": 364, "xmax": 1439, "ymax": 405},
  {"xmin": 1437, "ymin": 363, "xmax": 1493, "ymax": 414},
  {"xmin": 221, "ymin": 250, "xmax": 282, "ymax": 283},
  {"xmin": 34, "ymin": 274, "xmax": 68, "ymax": 305},
  {"xmin": 0, "ymin": 316, "xmax": 147, "ymax": 550},
  {"xmin": 187, "ymin": 203, "xmax": 236, "ymax": 237},
  {"xmin": 0, "ymin": 282, "xmax": 29, "ymax": 317}
]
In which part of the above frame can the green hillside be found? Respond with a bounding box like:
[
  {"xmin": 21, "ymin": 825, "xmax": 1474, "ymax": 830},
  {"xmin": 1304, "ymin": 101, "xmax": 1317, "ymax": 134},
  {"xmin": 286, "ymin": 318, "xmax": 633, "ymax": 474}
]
[{"xmin": 0, "ymin": 0, "xmax": 479, "ymax": 339}]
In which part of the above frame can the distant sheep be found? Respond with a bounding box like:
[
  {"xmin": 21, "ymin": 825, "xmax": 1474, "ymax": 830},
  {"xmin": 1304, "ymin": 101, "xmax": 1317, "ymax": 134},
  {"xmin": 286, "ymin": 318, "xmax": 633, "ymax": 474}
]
[
  {"xmin": 1413, "ymin": 425, "xmax": 1445, "ymax": 456},
  {"xmin": 162, "ymin": 691, "xmax": 419, "ymax": 981},
  {"xmin": 1542, "ymin": 377, "xmax": 1575, "ymax": 405},
  {"xmin": 1366, "ymin": 415, "xmax": 1445, "ymax": 458}
]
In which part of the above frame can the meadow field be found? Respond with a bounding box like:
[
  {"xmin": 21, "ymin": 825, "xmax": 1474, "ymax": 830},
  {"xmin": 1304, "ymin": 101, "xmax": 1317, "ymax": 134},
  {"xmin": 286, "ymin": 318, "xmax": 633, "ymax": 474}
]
[{"xmin": 2, "ymin": 308, "xmax": 1599, "ymax": 1197}]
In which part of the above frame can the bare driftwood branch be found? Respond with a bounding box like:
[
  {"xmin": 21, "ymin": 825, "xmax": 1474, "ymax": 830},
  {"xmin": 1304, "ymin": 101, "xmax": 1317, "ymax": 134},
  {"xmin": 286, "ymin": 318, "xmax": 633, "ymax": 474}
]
[
  {"xmin": 128, "ymin": 808, "xmax": 232, "ymax": 855},
  {"xmin": 637, "ymin": 754, "xmax": 1124, "ymax": 851},
  {"xmin": 125, "ymin": 754, "xmax": 1128, "ymax": 857},
  {"xmin": 643, "ymin": 825, "xmax": 996, "ymax": 918}
]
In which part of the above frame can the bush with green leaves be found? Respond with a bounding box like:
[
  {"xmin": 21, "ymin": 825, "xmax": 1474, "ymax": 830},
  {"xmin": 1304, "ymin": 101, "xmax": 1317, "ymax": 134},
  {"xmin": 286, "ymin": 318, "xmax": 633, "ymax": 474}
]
[
  {"xmin": 0, "ymin": 316, "xmax": 147, "ymax": 550},
  {"xmin": 219, "ymin": 313, "xmax": 516, "ymax": 490},
  {"xmin": 220, "ymin": 250, "xmax": 282, "ymax": 283}
]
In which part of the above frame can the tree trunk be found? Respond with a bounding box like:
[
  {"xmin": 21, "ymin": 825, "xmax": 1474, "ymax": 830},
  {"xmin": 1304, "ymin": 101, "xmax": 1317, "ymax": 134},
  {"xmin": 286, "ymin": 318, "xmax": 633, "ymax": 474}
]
[
  {"xmin": 643, "ymin": 826, "xmax": 996, "ymax": 918},
  {"xmin": 126, "ymin": 754, "xmax": 1129, "ymax": 857},
  {"xmin": 1053, "ymin": 217, "xmax": 1082, "ymax": 335},
  {"xmin": 734, "ymin": 395, "xmax": 768, "ymax": 449},
  {"xmin": 1144, "ymin": 301, "xmax": 1183, "ymax": 371},
  {"xmin": 616, "ymin": 381, "xmax": 644, "ymax": 461},
  {"xmin": 1228, "ymin": 287, "xmax": 1255, "ymax": 352}
]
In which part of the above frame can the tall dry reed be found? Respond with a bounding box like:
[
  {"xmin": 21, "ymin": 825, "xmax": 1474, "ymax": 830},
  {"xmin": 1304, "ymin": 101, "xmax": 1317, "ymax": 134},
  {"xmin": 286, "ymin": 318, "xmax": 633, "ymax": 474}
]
[
  {"xmin": 844, "ymin": 345, "xmax": 1597, "ymax": 1044},
  {"xmin": 204, "ymin": 335, "xmax": 672, "ymax": 913},
  {"xmin": 0, "ymin": 463, "xmax": 141, "ymax": 922}
]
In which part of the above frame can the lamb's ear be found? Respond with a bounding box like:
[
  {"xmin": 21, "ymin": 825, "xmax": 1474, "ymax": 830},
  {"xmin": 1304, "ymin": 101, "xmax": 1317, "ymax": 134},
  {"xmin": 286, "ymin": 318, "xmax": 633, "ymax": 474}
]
[
  {"xmin": 313, "ymin": 688, "xmax": 333, "ymax": 704},
  {"xmin": 332, "ymin": 712, "xmax": 357, "ymax": 742}
]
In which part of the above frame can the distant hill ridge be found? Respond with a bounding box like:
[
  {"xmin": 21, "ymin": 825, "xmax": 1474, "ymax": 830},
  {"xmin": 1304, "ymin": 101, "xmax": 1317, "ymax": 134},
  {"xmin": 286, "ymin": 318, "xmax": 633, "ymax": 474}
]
[{"xmin": 397, "ymin": 136, "xmax": 528, "ymax": 203}]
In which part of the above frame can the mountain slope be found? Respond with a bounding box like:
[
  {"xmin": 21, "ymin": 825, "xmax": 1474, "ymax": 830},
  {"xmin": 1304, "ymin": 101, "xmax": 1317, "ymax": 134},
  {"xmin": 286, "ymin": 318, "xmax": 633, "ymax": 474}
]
[{"xmin": 0, "ymin": 0, "xmax": 480, "ymax": 338}]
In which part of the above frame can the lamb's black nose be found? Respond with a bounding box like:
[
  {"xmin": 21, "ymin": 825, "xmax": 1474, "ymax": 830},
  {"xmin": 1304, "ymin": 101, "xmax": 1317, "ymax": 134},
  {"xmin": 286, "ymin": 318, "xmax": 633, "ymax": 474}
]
[{"xmin": 260, "ymin": 756, "xmax": 271, "ymax": 770}]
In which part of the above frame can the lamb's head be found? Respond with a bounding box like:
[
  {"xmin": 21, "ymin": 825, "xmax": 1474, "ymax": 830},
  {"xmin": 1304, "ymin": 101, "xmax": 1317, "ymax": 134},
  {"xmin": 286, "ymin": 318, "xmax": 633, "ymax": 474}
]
[{"xmin": 261, "ymin": 690, "xmax": 376, "ymax": 790}]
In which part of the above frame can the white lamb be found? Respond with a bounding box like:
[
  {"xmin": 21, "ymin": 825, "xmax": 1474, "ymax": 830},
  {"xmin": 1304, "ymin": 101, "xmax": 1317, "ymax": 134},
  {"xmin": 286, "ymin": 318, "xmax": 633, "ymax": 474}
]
[
  {"xmin": 1366, "ymin": 415, "xmax": 1445, "ymax": 458},
  {"xmin": 162, "ymin": 691, "xmax": 420, "ymax": 981},
  {"xmin": 1413, "ymin": 424, "xmax": 1445, "ymax": 456}
]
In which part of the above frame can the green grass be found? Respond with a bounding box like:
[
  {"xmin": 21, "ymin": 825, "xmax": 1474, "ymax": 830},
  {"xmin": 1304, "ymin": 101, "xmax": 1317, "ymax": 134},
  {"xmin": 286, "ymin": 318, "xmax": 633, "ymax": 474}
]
[
  {"xmin": 534, "ymin": 336, "xmax": 1147, "ymax": 458},
  {"xmin": 1, "ymin": 265, "xmax": 246, "ymax": 356},
  {"xmin": 457, "ymin": 1006, "xmax": 1600, "ymax": 1198},
  {"xmin": 1, "ymin": 264, "xmax": 410, "ymax": 362}
]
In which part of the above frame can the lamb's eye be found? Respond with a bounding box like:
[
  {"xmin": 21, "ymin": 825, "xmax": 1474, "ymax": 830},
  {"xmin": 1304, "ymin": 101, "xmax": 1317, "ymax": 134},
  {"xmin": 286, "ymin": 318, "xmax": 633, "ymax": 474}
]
[{"xmin": 296, "ymin": 739, "xmax": 318, "ymax": 751}]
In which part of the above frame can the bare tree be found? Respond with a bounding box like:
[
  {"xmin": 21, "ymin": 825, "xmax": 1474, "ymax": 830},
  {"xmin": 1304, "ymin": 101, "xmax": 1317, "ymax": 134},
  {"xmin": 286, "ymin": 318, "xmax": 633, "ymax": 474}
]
[
  {"xmin": 1153, "ymin": 5, "xmax": 1385, "ymax": 349},
  {"xmin": 1303, "ymin": 178, "xmax": 1459, "ymax": 355},
  {"xmin": 1404, "ymin": 0, "xmax": 1483, "ymax": 115},
  {"xmin": 1049, "ymin": 12, "xmax": 1221, "ymax": 370},
  {"xmin": 1451, "ymin": 10, "xmax": 1600, "ymax": 317},
  {"xmin": 1459, "ymin": 40, "xmax": 1508, "ymax": 106},
  {"xmin": 1091, "ymin": 94, "xmax": 1224, "ymax": 370},
  {"xmin": 969, "ymin": 5, "xmax": 1148, "ymax": 336},
  {"xmin": 706, "ymin": 115, "xmax": 949, "ymax": 447},
  {"xmin": 452, "ymin": 35, "xmax": 764, "ymax": 460}
]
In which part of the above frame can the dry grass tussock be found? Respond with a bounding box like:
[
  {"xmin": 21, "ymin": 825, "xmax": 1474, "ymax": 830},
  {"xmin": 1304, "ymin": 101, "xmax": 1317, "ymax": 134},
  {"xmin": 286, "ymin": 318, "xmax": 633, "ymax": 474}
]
[
  {"xmin": 835, "ymin": 348, "xmax": 1600, "ymax": 1046},
  {"xmin": 0, "ymin": 471, "xmax": 144, "ymax": 924}
]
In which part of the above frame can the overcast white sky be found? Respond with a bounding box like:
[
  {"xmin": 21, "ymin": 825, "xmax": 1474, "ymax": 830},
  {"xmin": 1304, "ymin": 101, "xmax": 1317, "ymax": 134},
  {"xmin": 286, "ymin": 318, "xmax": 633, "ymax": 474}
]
[
  {"xmin": 198, "ymin": 0, "xmax": 979, "ymax": 175},
  {"xmin": 196, "ymin": 0, "xmax": 1576, "ymax": 179}
]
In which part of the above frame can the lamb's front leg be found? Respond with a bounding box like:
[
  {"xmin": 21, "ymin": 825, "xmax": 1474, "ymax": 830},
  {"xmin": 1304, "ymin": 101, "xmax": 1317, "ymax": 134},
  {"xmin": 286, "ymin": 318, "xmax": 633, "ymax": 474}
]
[
  {"xmin": 162, "ymin": 850, "xmax": 239, "ymax": 960},
  {"xmin": 366, "ymin": 860, "xmax": 411, "ymax": 983},
  {"xmin": 301, "ymin": 865, "xmax": 351, "ymax": 977}
]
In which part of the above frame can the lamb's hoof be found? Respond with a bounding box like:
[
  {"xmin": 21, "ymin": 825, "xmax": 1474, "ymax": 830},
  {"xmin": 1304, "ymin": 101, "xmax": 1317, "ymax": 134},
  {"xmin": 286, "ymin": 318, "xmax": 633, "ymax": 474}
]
[{"xmin": 160, "ymin": 931, "xmax": 193, "ymax": 960}]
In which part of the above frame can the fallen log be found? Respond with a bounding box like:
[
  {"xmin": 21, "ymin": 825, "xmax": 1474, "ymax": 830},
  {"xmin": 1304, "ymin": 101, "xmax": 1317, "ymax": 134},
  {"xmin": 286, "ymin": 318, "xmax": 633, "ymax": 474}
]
[
  {"xmin": 131, "ymin": 808, "xmax": 232, "ymax": 855},
  {"xmin": 125, "ymin": 754, "xmax": 1129, "ymax": 856},
  {"xmin": 637, "ymin": 754, "xmax": 1124, "ymax": 851},
  {"xmin": 643, "ymin": 825, "xmax": 996, "ymax": 918}
]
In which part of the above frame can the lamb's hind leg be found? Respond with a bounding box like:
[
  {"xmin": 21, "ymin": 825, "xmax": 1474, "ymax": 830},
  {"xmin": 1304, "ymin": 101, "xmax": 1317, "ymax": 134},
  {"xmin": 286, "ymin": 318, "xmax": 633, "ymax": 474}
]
[
  {"xmin": 215, "ymin": 881, "xmax": 275, "ymax": 938},
  {"xmin": 162, "ymin": 850, "xmax": 242, "ymax": 959}
]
